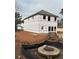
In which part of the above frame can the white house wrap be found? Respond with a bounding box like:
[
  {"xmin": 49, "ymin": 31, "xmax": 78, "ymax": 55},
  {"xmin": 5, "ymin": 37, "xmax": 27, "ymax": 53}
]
[{"xmin": 23, "ymin": 10, "xmax": 58, "ymax": 33}]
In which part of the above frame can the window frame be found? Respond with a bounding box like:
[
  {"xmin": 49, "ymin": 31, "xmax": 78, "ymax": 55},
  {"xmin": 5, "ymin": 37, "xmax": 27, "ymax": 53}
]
[
  {"xmin": 48, "ymin": 26, "xmax": 51, "ymax": 31},
  {"xmin": 54, "ymin": 17, "xmax": 56, "ymax": 21},
  {"xmin": 43, "ymin": 15, "xmax": 46, "ymax": 19},
  {"xmin": 54, "ymin": 27, "xmax": 56, "ymax": 31},
  {"xmin": 41, "ymin": 26, "xmax": 44, "ymax": 30},
  {"xmin": 48, "ymin": 16, "xmax": 50, "ymax": 21},
  {"xmin": 52, "ymin": 26, "xmax": 53, "ymax": 31}
]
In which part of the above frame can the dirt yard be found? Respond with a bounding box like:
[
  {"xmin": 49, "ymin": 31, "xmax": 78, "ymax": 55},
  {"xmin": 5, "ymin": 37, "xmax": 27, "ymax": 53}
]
[{"xmin": 15, "ymin": 31, "xmax": 63, "ymax": 59}]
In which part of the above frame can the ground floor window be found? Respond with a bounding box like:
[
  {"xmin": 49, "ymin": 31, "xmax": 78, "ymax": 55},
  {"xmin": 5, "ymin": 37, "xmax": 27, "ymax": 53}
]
[
  {"xmin": 52, "ymin": 26, "xmax": 53, "ymax": 31},
  {"xmin": 54, "ymin": 27, "xmax": 56, "ymax": 31},
  {"xmin": 48, "ymin": 26, "xmax": 56, "ymax": 31},
  {"xmin": 41, "ymin": 26, "xmax": 44, "ymax": 30},
  {"xmin": 48, "ymin": 26, "xmax": 51, "ymax": 31}
]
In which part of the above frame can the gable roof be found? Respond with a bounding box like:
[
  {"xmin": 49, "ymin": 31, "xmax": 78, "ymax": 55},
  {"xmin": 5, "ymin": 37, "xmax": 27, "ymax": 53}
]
[{"xmin": 24, "ymin": 10, "xmax": 58, "ymax": 20}]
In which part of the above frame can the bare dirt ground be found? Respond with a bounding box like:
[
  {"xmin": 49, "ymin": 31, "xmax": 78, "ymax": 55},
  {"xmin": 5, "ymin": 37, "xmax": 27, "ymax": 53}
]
[{"xmin": 15, "ymin": 31, "xmax": 63, "ymax": 59}]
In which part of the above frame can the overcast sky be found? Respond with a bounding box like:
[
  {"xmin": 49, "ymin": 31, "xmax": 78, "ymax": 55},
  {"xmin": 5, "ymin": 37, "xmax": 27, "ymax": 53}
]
[{"xmin": 15, "ymin": 0, "xmax": 63, "ymax": 19}]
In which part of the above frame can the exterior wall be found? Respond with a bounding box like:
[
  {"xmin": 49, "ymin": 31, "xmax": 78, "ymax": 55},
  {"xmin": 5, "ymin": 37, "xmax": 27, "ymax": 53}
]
[
  {"xmin": 23, "ymin": 14, "xmax": 57, "ymax": 33},
  {"xmin": 38, "ymin": 21, "xmax": 57, "ymax": 33},
  {"xmin": 23, "ymin": 22, "xmax": 40, "ymax": 33}
]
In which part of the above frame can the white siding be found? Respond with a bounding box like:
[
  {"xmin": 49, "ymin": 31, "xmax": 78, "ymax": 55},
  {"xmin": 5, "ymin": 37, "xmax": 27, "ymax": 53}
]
[{"xmin": 23, "ymin": 14, "xmax": 57, "ymax": 33}]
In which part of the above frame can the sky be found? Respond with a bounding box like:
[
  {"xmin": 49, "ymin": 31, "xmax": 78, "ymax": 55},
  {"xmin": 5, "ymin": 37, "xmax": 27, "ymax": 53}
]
[{"xmin": 15, "ymin": 0, "xmax": 63, "ymax": 19}]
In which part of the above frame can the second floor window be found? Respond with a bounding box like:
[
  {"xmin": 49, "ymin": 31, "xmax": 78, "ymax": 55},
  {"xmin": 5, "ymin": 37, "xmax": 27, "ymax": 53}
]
[
  {"xmin": 43, "ymin": 15, "xmax": 46, "ymax": 19},
  {"xmin": 48, "ymin": 16, "xmax": 50, "ymax": 21},
  {"xmin": 54, "ymin": 17, "xmax": 56, "ymax": 21}
]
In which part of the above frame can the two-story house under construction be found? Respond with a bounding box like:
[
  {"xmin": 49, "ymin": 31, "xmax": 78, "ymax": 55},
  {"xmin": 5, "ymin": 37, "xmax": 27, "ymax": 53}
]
[{"xmin": 23, "ymin": 10, "xmax": 58, "ymax": 33}]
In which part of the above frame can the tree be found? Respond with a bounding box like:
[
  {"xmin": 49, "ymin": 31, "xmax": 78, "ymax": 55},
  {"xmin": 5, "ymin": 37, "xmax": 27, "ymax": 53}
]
[
  {"xmin": 15, "ymin": 12, "xmax": 24, "ymax": 32},
  {"xmin": 58, "ymin": 8, "xmax": 63, "ymax": 28},
  {"xmin": 60, "ymin": 8, "xmax": 63, "ymax": 15}
]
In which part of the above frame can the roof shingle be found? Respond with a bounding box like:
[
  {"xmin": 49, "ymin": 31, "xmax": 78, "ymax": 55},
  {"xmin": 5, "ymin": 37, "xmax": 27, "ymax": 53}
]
[{"xmin": 24, "ymin": 10, "xmax": 58, "ymax": 20}]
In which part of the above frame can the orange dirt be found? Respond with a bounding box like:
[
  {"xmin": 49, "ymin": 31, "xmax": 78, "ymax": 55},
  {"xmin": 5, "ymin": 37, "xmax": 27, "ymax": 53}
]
[{"xmin": 15, "ymin": 31, "xmax": 48, "ymax": 44}]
